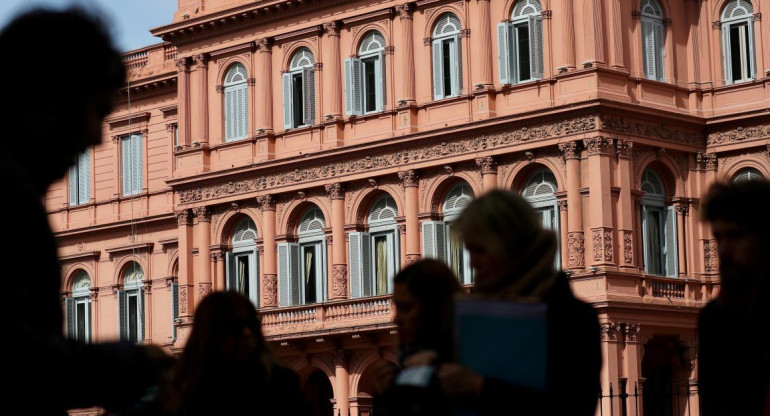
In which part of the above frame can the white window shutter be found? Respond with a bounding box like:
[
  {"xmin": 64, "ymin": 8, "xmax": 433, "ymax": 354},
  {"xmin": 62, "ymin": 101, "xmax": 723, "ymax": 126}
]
[
  {"xmin": 121, "ymin": 137, "xmax": 131, "ymax": 196},
  {"xmin": 69, "ymin": 164, "xmax": 78, "ymax": 206},
  {"xmin": 722, "ymin": 24, "xmax": 732, "ymax": 84},
  {"xmin": 65, "ymin": 297, "xmax": 75, "ymax": 338},
  {"xmin": 497, "ymin": 22, "xmax": 512, "ymax": 84},
  {"xmin": 240, "ymin": 83, "xmax": 249, "ymax": 139},
  {"xmin": 78, "ymin": 149, "xmax": 90, "ymax": 204},
  {"xmin": 118, "ymin": 290, "xmax": 127, "ymax": 340},
  {"xmin": 642, "ymin": 20, "xmax": 653, "ymax": 79},
  {"xmin": 349, "ymin": 232, "xmax": 362, "ymax": 298},
  {"xmin": 302, "ymin": 67, "xmax": 316, "ymax": 126},
  {"xmin": 253, "ymin": 252, "xmax": 261, "ymax": 308},
  {"xmin": 378, "ymin": 52, "xmax": 387, "ymax": 110},
  {"xmin": 282, "ymin": 73, "xmax": 293, "ymax": 129},
  {"xmin": 138, "ymin": 290, "xmax": 145, "ymax": 341},
  {"xmin": 86, "ymin": 300, "xmax": 92, "ymax": 343},
  {"xmin": 529, "ymin": 15, "xmax": 544, "ymax": 79},
  {"xmin": 653, "ymin": 21, "xmax": 665, "ymax": 81},
  {"xmin": 225, "ymin": 88, "xmax": 233, "ymax": 141},
  {"xmin": 344, "ymin": 58, "xmax": 363, "ymax": 116},
  {"xmin": 278, "ymin": 243, "xmax": 290, "ymax": 306},
  {"xmin": 432, "ymin": 38, "xmax": 444, "ymax": 99},
  {"xmin": 641, "ymin": 205, "xmax": 650, "ymax": 273},
  {"xmin": 664, "ymin": 206, "xmax": 678, "ymax": 277},
  {"xmin": 132, "ymin": 134, "xmax": 143, "ymax": 195},
  {"xmin": 747, "ymin": 19, "xmax": 757, "ymax": 79},
  {"xmin": 361, "ymin": 234, "xmax": 372, "ymax": 297},
  {"xmin": 289, "ymin": 243, "xmax": 301, "ymax": 305},
  {"xmin": 171, "ymin": 282, "xmax": 179, "ymax": 341},
  {"xmin": 421, "ymin": 221, "xmax": 446, "ymax": 260}
]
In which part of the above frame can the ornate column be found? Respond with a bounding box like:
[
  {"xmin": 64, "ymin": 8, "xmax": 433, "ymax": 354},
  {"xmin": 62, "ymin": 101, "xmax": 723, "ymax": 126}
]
[
  {"xmin": 608, "ymin": 0, "xmax": 624, "ymax": 68},
  {"xmin": 176, "ymin": 209, "xmax": 194, "ymax": 323},
  {"xmin": 622, "ymin": 323, "xmax": 642, "ymax": 416},
  {"xmin": 616, "ymin": 140, "xmax": 635, "ymax": 271},
  {"xmin": 600, "ymin": 322, "xmax": 623, "ymax": 416},
  {"xmin": 399, "ymin": 170, "xmax": 420, "ymax": 265},
  {"xmin": 559, "ymin": 142, "xmax": 585, "ymax": 270},
  {"xmin": 89, "ymin": 289, "xmax": 99, "ymax": 342},
  {"xmin": 675, "ymin": 204, "xmax": 689, "ymax": 278},
  {"xmin": 258, "ymin": 195, "xmax": 278, "ymax": 307},
  {"xmin": 561, "ymin": 0, "xmax": 576, "ymax": 70},
  {"xmin": 558, "ymin": 201, "xmax": 569, "ymax": 270},
  {"xmin": 583, "ymin": 137, "xmax": 615, "ymax": 267},
  {"xmin": 396, "ymin": 3, "xmax": 415, "ymax": 104},
  {"xmin": 334, "ymin": 350, "xmax": 350, "ymax": 416},
  {"xmin": 323, "ymin": 22, "xmax": 342, "ymax": 118},
  {"xmin": 697, "ymin": 153, "xmax": 718, "ymax": 281},
  {"xmin": 193, "ymin": 207, "xmax": 212, "ymax": 304},
  {"xmin": 210, "ymin": 252, "xmax": 223, "ymax": 292},
  {"xmin": 257, "ymin": 38, "xmax": 274, "ymax": 133},
  {"xmin": 475, "ymin": 0, "xmax": 493, "ymax": 87},
  {"xmin": 175, "ymin": 58, "xmax": 191, "ymax": 146},
  {"xmin": 326, "ymin": 184, "xmax": 348, "ymax": 300},
  {"xmin": 583, "ymin": 0, "xmax": 606, "ymax": 64},
  {"xmin": 192, "ymin": 54, "xmax": 210, "ymax": 143},
  {"xmin": 475, "ymin": 156, "xmax": 498, "ymax": 192}
]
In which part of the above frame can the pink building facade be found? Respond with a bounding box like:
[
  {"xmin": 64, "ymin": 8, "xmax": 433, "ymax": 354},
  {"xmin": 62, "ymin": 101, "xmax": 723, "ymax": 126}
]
[{"xmin": 48, "ymin": 0, "xmax": 770, "ymax": 414}]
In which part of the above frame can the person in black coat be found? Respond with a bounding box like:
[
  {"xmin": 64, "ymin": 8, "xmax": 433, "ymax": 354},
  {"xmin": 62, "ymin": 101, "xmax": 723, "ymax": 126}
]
[{"xmin": 0, "ymin": 9, "xmax": 173, "ymax": 415}]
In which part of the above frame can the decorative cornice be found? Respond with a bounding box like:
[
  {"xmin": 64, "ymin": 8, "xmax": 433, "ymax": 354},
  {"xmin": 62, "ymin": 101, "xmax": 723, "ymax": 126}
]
[
  {"xmin": 273, "ymin": 25, "xmax": 323, "ymax": 44},
  {"xmin": 696, "ymin": 153, "xmax": 717, "ymax": 170},
  {"xmin": 707, "ymin": 124, "xmax": 770, "ymax": 146},
  {"xmin": 105, "ymin": 243, "xmax": 154, "ymax": 258},
  {"xmin": 396, "ymin": 3, "xmax": 415, "ymax": 19},
  {"xmin": 325, "ymin": 183, "xmax": 345, "ymax": 200},
  {"xmin": 158, "ymin": 238, "xmax": 179, "ymax": 252},
  {"xmin": 322, "ymin": 20, "xmax": 342, "ymax": 36},
  {"xmin": 193, "ymin": 206, "xmax": 211, "ymax": 222},
  {"xmin": 616, "ymin": 139, "xmax": 633, "ymax": 158},
  {"xmin": 176, "ymin": 209, "xmax": 192, "ymax": 225},
  {"xmin": 257, "ymin": 37, "xmax": 274, "ymax": 51},
  {"xmin": 398, "ymin": 170, "xmax": 419, "ymax": 187},
  {"xmin": 475, "ymin": 156, "xmax": 497, "ymax": 175},
  {"xmin": 600, "ymin": 114, "xmax": 702, "ymax": 146},
  {"xmin": 105, "ymin": 112, "xmax": 151, "ymax": 129},
  {"xmin": 209, "ymin": 41, "xmax": 256, "ymax": 59},
  {"xmin": 583, "ymin": 137, "xmax": 615, "ymax": 155},
  {"xmin": 559, "ymin": 141, "xmax": 580, "ymax": 160},
  {"xmin": 193, "ymin": 53, "xmax": 210, "ymax": 66},
  {"xmin": 59, "ymin": 251, "xmax": 101, "ymax": 263},
  {"xmin": 257, "ymin": 194, "xmax": 276, "ymax": 211},
  {"xmin": 159, "ymin": 105, "xmax": 178, "ymax": 116}
]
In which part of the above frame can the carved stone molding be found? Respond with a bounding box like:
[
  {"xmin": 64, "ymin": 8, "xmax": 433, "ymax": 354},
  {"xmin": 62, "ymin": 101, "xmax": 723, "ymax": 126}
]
[
  {"xmin": 247, "ymin": 78, "xmax": 256, "ymax": 86},
  {"xmin": 423, "ymin": 37, "xmax": 432, "ymax": 46},
  {"xmin": 257, "ymin": 37, "xmax": 274, "ymax": 51},
  {"xmin": 326, "ymin": 235, "xmax": 333, "ymax": 244},
  {"xmin": 622, "ymin": 323, "xmax": 640, "ymax": 343},
  {"xmin": 179, "ymin": 285, "xmax": 188, "ymax": 314},
  {"xmin": 193, "ymin": 53, "xmax": 209, "ymax": 67},
  {"xmin": 558, "ymin": 200, "xmax": 568, "ymax": 211},
  {"xmin": 592, "ymin": 228, "xmax": 613, "ymax": 262},
  {"xmin": 675, "ymin": 205, "xmax": 689, "ymax": 216},
  {"xmin": 567, "ymin": 232, "xmax": 585, "ymax": 268},
  {"xmin": 397, "ymin": 3, "xmax": 415, "ymax": 19},
  {"xmin": 215, "ymin": 85, "xmax": 224, "ymax": 93},
  {"xmin": 704, "ymin": 240, "xmax": 718, "ymax": 273},
  {"xmin": 325, "ymin": 183, "xmax": 345, "ymax": 200},
  {"xmin": 475, "ymin": 156, "xmax": 497, "ymax": 175},
  {"xmin": 323, "ymin": 21, "xmax": 341, "ymax": 36},
  {"xmin": 558, "ymin": 141, "xmax": 581, "ymax": 160},
  {"xmin": 193, "ymin": 206, "xmax": 211, "ymax": 222},
  {"xmin": 616, "ymin": 139, "xmax": 633, "ymax": 158},
  {"xmin": 622, "ymin": 231, "xmax": 633, "ymax": 264},
  {"xmin": 600, "ymin": 115, "xmax": 702, "ymax": 145},
  {"xmin": 262, "ymin": 274, "xmax": 278, "ymax": 306},
  {"xmin": 707, "ymin": 124, "xmax": 770, "ymax": 145},
  {"xmin": 175, "ymin": 57, "xmax": 190, "ymax": 71},
  {"xmin": 405, "ymin": 254, "xmax": 421, "ymax": 265},
  {"xmin": 332, "ymin": 264, "xmax": 348, "ymax": 298},
  {"xmin": 696, "ymin": 153, "xmax": 717, "ymax": 170},
  {"xmin": 198, "ymin": 282, "xmax": 212, "ymax": 298},
  {"xmin": 178, "ymin": 116, "xmax": 597, "ymax": 204},
  {"xmin": 600, "ymin": 322, "xmax": 622, "ymax": 342},
  {"xmin": 257, "ymin": 194, "xmax": 276, "ymax": 211},
  {"xmin": 399, "ymin": 170, "xmax": 419, "ymax": 187},
  {"xmin": 176, "ymin": 209, "xmax": 192, "ymax": 225},
  {"xmin": 583, "ymin": 137, "xmax": 615, "ymax": 155},
  {"xmin": 398, "ymin": 224, "xmax": 407, "ymax": 234}
]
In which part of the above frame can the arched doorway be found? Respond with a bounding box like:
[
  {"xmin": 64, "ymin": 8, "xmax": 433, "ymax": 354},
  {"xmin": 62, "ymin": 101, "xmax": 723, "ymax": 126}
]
[
  {"xmin": 641, "ymin": 336, "xmax": 688, "ymax": 416},
  {"xmin": 303, "ymin": 369, "xmax": 333, "ymax": 416}
]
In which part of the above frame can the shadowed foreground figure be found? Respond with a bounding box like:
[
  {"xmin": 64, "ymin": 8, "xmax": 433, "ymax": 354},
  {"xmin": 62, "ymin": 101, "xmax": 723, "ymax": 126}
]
[
  {"xmin": 0, "ymin": 9, "xmax": 173, "ymax": 415},
  {"xmin": 170, "ymin": 291, "xmax": 311, "ymax": 416},
  {"xmin": 699, "ymin": 181, "xmax": 770, "ymax": 416}
]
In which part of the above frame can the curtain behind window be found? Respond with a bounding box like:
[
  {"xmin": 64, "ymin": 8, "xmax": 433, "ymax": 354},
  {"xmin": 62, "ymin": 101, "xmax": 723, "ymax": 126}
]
[
  {"xmin": 449, "ymin": 229, "xmax": 463, "ymax": 280},
  {"xmin": 237, "ymin": 258, "xmax": 246, "ymax": 294},
  {"xmin": 376, "ymin": 238, "xmax": 388, "ymax": 295},
  {"xmin": 647, "ymin": 211, "xmax": 662, "ymax": 274}
]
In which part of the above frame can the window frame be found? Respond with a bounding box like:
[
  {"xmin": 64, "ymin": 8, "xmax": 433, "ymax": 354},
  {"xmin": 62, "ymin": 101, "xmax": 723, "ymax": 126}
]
[
  {"xmin": 283, "ymin": 48, "xmax": 316, "ymax": 129},
  {"xmin": 498, "ymin": 0, "xmax": 543, "ymax": 85},
  {"xmin": 640, "ymin": 169, "xmax": 678, "ymax": 277},
  {"xmin": 442, "ymin": 183, "xmax": 474, "ymax": 284},
  {"xmin": 226, "ymin": 218, "xmax": 260, "ymax": 306},
  {"xmin": 432, "ymin": 13, "xmax": 463, "ymax": 100},
  {"xmin": 223, "ymin": 63, "xmax": 249, "ymax": 142},
  {"xmin": 69, "ymin": 148, "xmax": 91, "ymax": 206},
  {"xmin": 120, "ymin": 264, "xmax": 144, "ymax": 343},
  {"xmin": 522, "ymin": 170, "xmax": 560, "ymax": 269},
  {"xmin": 640, "ymin": 0, "xmax": 666, "ymax": 82},
  {"xmin": 120, "ymin": 133, "xmax": 143, "ymax": 197},
  {"xmin": 67, "ymin": 272, "xmax": 92, "ymax": 343},
  {"xmin": 721, "ymin": 0, "xmax": 757, "ymax": 85}
]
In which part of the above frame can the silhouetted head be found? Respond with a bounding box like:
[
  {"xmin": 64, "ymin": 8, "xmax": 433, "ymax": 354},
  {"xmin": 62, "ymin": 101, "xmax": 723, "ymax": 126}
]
[
  {"xmin": 0, "ymin": 8, "xmax": 125, "ymax": 192},
  {"xmin": 453, "ymin": 190, "xmax": 557, "ymax": 299},
  {"xmin": 702, "ymin": 180, "xmax": 770, "ymax": 305},
  {"xmin": 393, "ymin": 259, "xmax": 461, "ymax": 362}
]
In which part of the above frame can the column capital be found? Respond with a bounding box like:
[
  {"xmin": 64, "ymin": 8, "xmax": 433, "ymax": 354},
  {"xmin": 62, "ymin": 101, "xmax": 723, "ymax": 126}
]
[
  {"xmin": 398, "ymin": 170, "xmax": 419, "ymax": 187},
  {"xmin": 396, "ymin": 3, "xmax": 415, "ymax": 19},
  {"xmin": 558, "ymin": 200, "xmax": 568, "ymax": 211},
  {"xmin": 193, "ymin": 206, "xmax": 211, "ymax": 222},
  {"xmin": 175, "ymin": 57, "xmax": 190, "ymax": 72},
  {"xmin": 583, "ymin": 137, "xmax": 615, "ymax": 155},
  {"xmin": 334, "ymin": 349, "xmax": 347, "ymax": 366},
  {"xmin": 622, "ymin": 322, "xmax": 641, "ymax": 343},
  {"xmin": 193, "ymin": 53, "xmax": 210, "ymax": 67},
  {"xmin": 675, "ymin": 204, "xmax": 689, "ymax": 216},
  {"xmin": 475, "ymin": 156, "xmax": 497, "ymax": 174},
  {"xmin": 176, "ymin": 209, "xmax": 192, "ymax": 225},
  {"xmin": 325, "ymin": 183, "xmax": 345, "ymax": 200},
  {"xmin": 600, "ymin": 321, "xmax": 622, "ymax": 342},
  {"xmin": 558, "ymin": 141, "xmax": 581, "ymax": 160},
  {"xmin": 616, "ymin": 139, "xmax": 633, "ymax": 158},
  {"xmin": 696, "ymin": 152, "xmax": 717, "ymax": 170},
  {"xmin": 323, "ymin": 21, "xmax": 342, "ymax": 36},
  {"xmin": 257, "ymin": 194, "xmax": 276, "ymax": 211},
  {"xmin": 257, "ymin": 37, "xmax": 274, "ymax": 51}
]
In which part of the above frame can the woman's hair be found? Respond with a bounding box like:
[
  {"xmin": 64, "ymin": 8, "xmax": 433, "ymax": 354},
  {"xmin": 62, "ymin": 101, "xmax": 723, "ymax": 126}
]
[{"xmin": 393, "ymin": 259, "xmax": 462, "ymax": 362}]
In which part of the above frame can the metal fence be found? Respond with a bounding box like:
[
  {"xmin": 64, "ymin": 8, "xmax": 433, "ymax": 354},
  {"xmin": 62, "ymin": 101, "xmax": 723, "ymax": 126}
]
[{"xmin": 598, "ymin": 381, "xmax": 700, "ymax": 416}]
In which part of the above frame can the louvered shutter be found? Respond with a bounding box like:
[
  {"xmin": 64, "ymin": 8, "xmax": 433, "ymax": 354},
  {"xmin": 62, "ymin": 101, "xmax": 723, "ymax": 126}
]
[
  {"xmin": 453, "ymin": 34, "xmax": 463, "ymax": 94},
  {"xmin": 422, "ymin": 221, "xmax": 447, "ymax": 260},
  {"xmin": 278, "ymin": 244, "xmax": 290, "ymax": 306},
  {"xmin": 282, "ymin": 73, "xmax": 293, "ymax": 129},
  {"xmin": 642, "ymin": 20, "xmax": 653, "ymax": 79},
  {"xmin": 361, "ymin": 235, "xmax": 372, "ymax": 297},
  {"xmin": 237, "ymin": 83, "xmax": 248, "ymax": 139},
  {"xmin": 118, "ymin": 290, "xmax": 127, "ymax": 340},
  {"xmin": 654, "ymin": 21, "xmax": 665, "ymax": 81},
  {"xmin": 529, "ymin": 15, "xmax": 544, "ymax": 79},
  {"xmin": 722, "ymin": 24, "xmax": 732, "ymax": 84},
  {"xmin": 498, "ymin": 22, "xmax": 513, "ymax": 84},
  {"xmin": 349, "ymin": 232, "xmax": 363, "ymax": 298},
  {"xmin": 66, "ymin": 298, "xmax": 75, "ymax": 338},
  {"xmin": 252, "ymin": 252, "xmax": 261, "ymax": 307},
  {"xmin": 121, "ymin": 137, "xmax": 131, "ymax": 196},
  {"xmin": 747, "ymin": 20, "xmax": 757, "ymax": 80},
  {"xmin": 86, "ymin": 301, "xmax": 92, "ymax": 343},
  {"xmin": 138, "ymin": 290, "xmax": 145, "ymax": 342},
  {"xmin": 135, "ymin": 134, "xmax": 143, "ymax": 195},
  {"xmin": 432, "ymin": 38, "xmax": 444, "ymax": 99},
  {"xmin": 344, "ymin": 58, "xmax": 363, "ymax": 116},
  {"xmin": 379, "ymin": 52, "xmax": 387, "ymax": 110},
  {"xmin": 225, "ymin": 87, "xmax": 234, "ymax": 141},
  {"xmin": 664, "ymin": 206, "xmax": 678, "ymax": 277},
  {"xmin": 69, "ymin": 164, "xmax": 78, "ymax": 206},
  {"xmin": 78, "ymin": 150, "xmax": 90, "ymax": 204},
  {"xmin": 302, "ymin": 67, "xmax": 316, "ymax": 126},
  {"xmin": 226, "ymin": 252, "xmax": 234, "ymax": 290},
  {"xmin": 171, "ymin": 282, "xmax": 179, "ymax": 341},
  {"xmin": 641, "ymin": 205, "xmax": 650, "ymax": 273},
  {"xmin": 289, "ymin": 243, "xmax": 301, "ymax": 305}
]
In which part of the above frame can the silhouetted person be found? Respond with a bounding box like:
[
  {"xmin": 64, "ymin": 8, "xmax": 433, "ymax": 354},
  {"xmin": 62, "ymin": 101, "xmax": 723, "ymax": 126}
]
[
  {"xmin": 439, "ymin": 190, "xmax": 601, "ymax": 415},
  {"xmin": 699, "ymin": 181, "xmax": 770, "ymax": 416},
  {"xmin": 0, "ymin": 9, "xmax": 173, "ymax": 415},
  {"xmin": 374, "ymin": 259, "xmax": 462, "ymax": 415},
  {"xmin": 170, "ymin": 291, "xmax": 310, "ymax": 416}
]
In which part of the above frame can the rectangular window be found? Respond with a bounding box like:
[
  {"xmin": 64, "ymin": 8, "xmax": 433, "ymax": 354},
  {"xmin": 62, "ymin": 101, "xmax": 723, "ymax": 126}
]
[
  {"xmin": 442, "ymin": 39, "xmax": 453, "ymax": 97},
  {"xmin": 729, "ymin": 23, "xmax": 751, "ymax": 82},
  {"xmin": 292, "ymin": 73, "xmax": 304, "ymax": 128},
  {"xmin": 363, "ymin": 58, "xmax": 377, "ymax": 113},
  {"xmin": 302, "ymin": 245, "xmax": 318, "ymax": 304},
  {"xmin": 374, "ymin": 235, "xmax": 389, "ymax": 295},
  {"xmin": 236, "ymin": 254, "xmax": 250, "ymax": 296},
  {"xmin": 121, "ymin": 133, "xmax": 143, "ymax": 196},
  {"xmin": 127, "ymin": 291, "xmax": 139, "ymax": 343},
  {"xmin": 515, "ymin": 23, "xmax": 531, "ymax": 81},
  {"xmin": 644, "ymin": 208, "xmax": 664, "ymax": 275},
  {"xmin": 75, "ymin": 300, "xmax": 87, "ymax": 343},
  {"xmin": 68, "ymin": 149, "xmax": 91, "ymax": 206}
]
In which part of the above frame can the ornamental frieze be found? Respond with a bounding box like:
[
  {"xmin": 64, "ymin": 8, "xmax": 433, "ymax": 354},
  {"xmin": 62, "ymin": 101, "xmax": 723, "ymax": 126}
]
[
  {"xmin": 178, "ymin": 116, "xmax": 597, "ymax": 204},
  {"xmin": 600, "ymin": 115, "xmax": 702, "ymax": 146},
  {"xmin": 707, "ymin": 124, "xmax": 770, "ymax": 146}
]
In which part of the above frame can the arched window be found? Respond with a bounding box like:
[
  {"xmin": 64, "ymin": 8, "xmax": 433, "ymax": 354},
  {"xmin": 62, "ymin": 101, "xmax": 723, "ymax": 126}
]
[
  {"xmin": 522, "ymin": 170, "xmax": 560, "ymax": 267},
  {"xmin": 498, "ymin": 0, "xmax": 543, "ymax": 85},
  {"xmin": 119, "ymin": 262, "xmax": 144, "ymax": 343},
  {"xmin": 278, "ymin": 207, "xmax": 327, "ymax": 306},
  {"xmin": 431, "ymin": 13, "xmax": 463, "ymax": 99},
  {"xmin": 66, "ymin": 271, "xmax": 92, "ymax": 343},
  {"xmin": 640, "ymin": 0, "xmax": 665, "ymax": 81},
  {"xmin": 640, "ymin": 169, "xmax": 678, "ymax": 277},
  {"xmin": 423, "ymin": 182, "xmax": 474, "ymax": 284},
  {"xmin": 223, "ymin": 63, "xmax": 249, "ymax": 142},
  {"xmin": 733, "ymin": 167, "xmax": 765, "ymax": 183},
  {"xmin": 721, "ymin": 0, "xmax": 756, "ymax": 84},
  {"xmin": 227, "ymin": 218, "xmax": 259, "ymax": 306},
  {"xmin": 345, "ymin": 31, "xmax": 387, "ymax": 115},
  {"xmin": 350, "ymin": 195, "xmax": 400, "ymax": 298},
  {"xmin": 283, "ymin": 48, "xmax": 316, "ymax": 129}
]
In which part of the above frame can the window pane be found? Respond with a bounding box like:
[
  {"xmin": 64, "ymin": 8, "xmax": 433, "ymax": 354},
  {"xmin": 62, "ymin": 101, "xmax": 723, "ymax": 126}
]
[
  {"xmin": 76, "ymin": 302, "xmax": 87, "ymax": 343},
  {"xmin": 364, "ymin": 59, "xmax": 377, "ymax": 112},
  {"xmin": 375, "ymin": 235, "xmax": 388, "ymax": 295},
  {"xmin": 741, "ymin": 24, "xmax": 751, "ymax": 79},
  {"xmin": 730, "ymin": 25, "xmax": 744, "ymax": 81},
  {"xmin": 449, "ymin": 227, "xmax": 464, "ymax": 281},
  {"xmin": 128, "ymin": 295, "xmax": 138, "ymax": 343},
  {"xmin": 647, "ymin": 210, "xmax": 663, "ymax": 275},
  {"xmin": 517, "ymin": 24, "xmax": 531, "ymax": 81},
  {"xmin": 292, "ymin": 73, "xmax": 304, "ymax": 127},
  {"xmin": 442, "ymin": 40, "xmax": 452, "ymax": 96},
  {"xmin": 237, "ymin": 255, "xmax": 249, "ymax": 296},
  {"xmin": 303, "ymin": 246, "xmax": 317, "ymax": 304}
]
